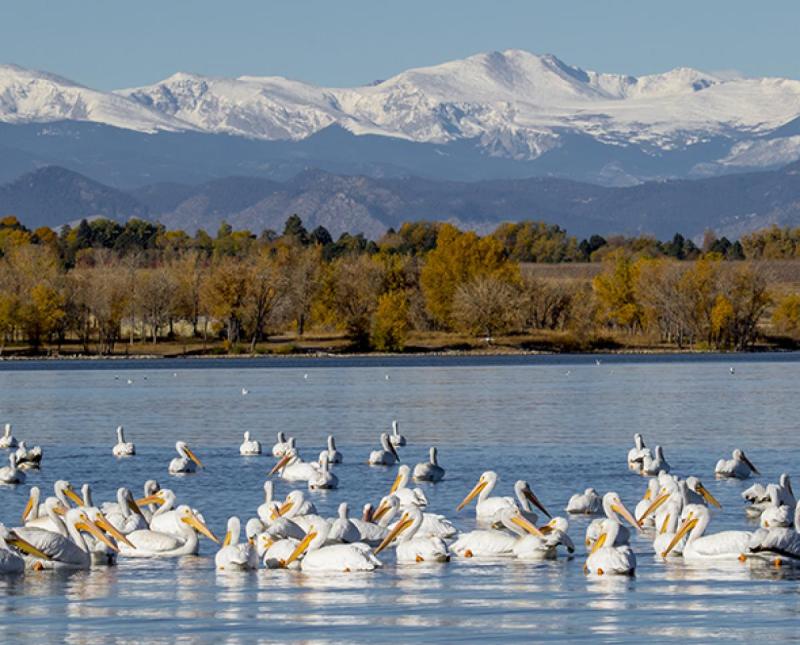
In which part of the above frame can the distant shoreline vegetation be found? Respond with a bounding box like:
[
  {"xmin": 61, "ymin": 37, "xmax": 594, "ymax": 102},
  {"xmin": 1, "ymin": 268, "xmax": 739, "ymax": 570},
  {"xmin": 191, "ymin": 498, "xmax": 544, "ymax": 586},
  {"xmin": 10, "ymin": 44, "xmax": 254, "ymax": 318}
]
[{"xmin": 1, "ymin": 214, "xmax": 800, "ymax": 357}]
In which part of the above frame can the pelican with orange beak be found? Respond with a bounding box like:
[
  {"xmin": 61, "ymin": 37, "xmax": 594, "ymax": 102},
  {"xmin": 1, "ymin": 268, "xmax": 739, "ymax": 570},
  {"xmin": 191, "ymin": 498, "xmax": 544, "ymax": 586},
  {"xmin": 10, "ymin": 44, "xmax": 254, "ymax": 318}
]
[
  {"xmin": 715, "ymin": 449, "xmax": 759, "ymax": 480},
  {"xmin": 584, "ymin": 519, "xmax": 636, "ymax": 575},
  {"xmin": 456, "ymin": 471, "xmax": 516, "ymax": 524},
  {"xmin": 120, "ymin": 505, "xmax": 220, "ymax": 557},
  {"xmin": 0, "ymin": 523, "xmax": 52, "ymax": 573},
  {"xmin": 280, "ymin": 522, "xmax": 381, "ymax": 572},
  {"xmin": 215, "ymin": 516, "xmax": 258, "ymax": 570},
  {"xmin": 373, "ymin": 507, "xmax": 449, "ymax": 563},
  {"xmin": 168, "ymin": 441, "xmax": 204, "ymax": 474},
  {"xmin": 585, "ymin": 492, "xmax": 642, "ymax": 549},
  {"xmin": 660, "ymin": 504, "xmax": 751, "ymax": 561},
  {"xmin": 269, "ymin": 448, "xmax": 321, "ymax": 482},
  {"xmin": 451, "ymin": 507, "xmax": 546, "ymax": 558}
]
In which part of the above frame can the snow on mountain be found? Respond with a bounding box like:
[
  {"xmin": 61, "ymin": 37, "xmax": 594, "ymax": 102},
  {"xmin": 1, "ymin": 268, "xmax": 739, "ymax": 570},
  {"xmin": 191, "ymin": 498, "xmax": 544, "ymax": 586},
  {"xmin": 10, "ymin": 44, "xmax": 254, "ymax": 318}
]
[{"xmin": 2, "ymin": 50, "xmax": 800, "ymax": 170}]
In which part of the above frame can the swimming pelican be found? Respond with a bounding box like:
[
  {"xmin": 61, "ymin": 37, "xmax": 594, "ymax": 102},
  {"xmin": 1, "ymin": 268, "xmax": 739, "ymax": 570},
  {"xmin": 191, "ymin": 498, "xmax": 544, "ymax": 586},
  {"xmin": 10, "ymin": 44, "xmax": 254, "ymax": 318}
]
[
  {"xmin": 259, "ymin": 533, "xmax": 302, "ymax": 569},
  {"xmin": 627, "ymin": 433, "xmax": 651, "ymax": 469},
  {"xmin": 641, "ymin": 446, "xmax": 669, "ymax": 476},
  {"xmin": 103, "ymin": 488, "xmax": 148, "ymax": 534},
  {"xmin": 565, "ymin": 488, "xmax": 602, "ymax": 515},
  {"xmin": 584, "ymin": 519, "xmax": 636, "ymax": 576},
  {"xmin": 0, "ymin": 423, "xmax": 17, "ymax": 449},
  {"xmin": 389, "ymin": 420, "xmax": 406, "ymax": 447},
  {"xmin": 269, "ymin": 448, "xmax": 320, "ymax": 482},
  {"xmin": 328, "ymin": 503, "xmax": 362, "ymax": 543},
  {"xmin": 120, "ymin": 505, "xmax": 219, "ymax": 557},
  {"xmin": 513, "ymin": 517, "xmax": 575, "ymax": 560},
  {"xmin": 239, "ymin": 431, "xmax": 261, "ymax": 456},
  {"xmin": 373, "ymin": 495, "xmax": 457, "ymax": 539},
  {"xmin": 257, "ymin": 481, "xmax": 278, "ymax": 524},
  {"xmin": 374, "ymin": 507, "xmax": 450, "ymax": 563},
  {"xmin": 661, "ymin": 504, "xmax": 751, "ymax": 560},
  {"xmin": 457, "ymin": 471, "xmax": 519, "ymax": 524},
  {"xmin": 585, "ymin": 492, "xmax": 642, "ymax": 548},
  {"xmin": 215, "ymin": 516, "xmax": 258, "ymax": 570},
  {"xmin": 715, "ymin": 449, "xmax": 759, "ymax": 479},
  {"xmin": 635, "ymin": 479, "xmax": 661, "ymax": 526},
  {"xmin": 112, "ymin": 426, "xmax": 135, "ymax": 457},
  {"xmin": 0, "ymin": 453, "xmax": 24, "ymax": 484},
  {"xmin": 0, "ymin": 523, "xmax": 51, "ymax": 573},
  {"xmin": 308, "ymin": 453, "xmax": 338, "ymax": 490},
  {"xmin": 684, "ymin": 476, "xmax": 722, "ymax": 509},
  {"xmin": 168, "ymin": 441, "xmax": 204, "ymax": 474},
  {"xmin": 272, "ymin": 432, "xmax": 291, "ymax": 457},
  {"xmin": 368, "ymin": 433, "xmax": 400, "ymax": 466},
  {"xmin": 14, "ymin": 504, "xmax": 119, "ymax": 570},
  {"xmin": 14, "ymin": 441, "xmax": 42, "ymax": 469},
  {"xmin": 745, "ymin": 500, "xmax": 800, "ymax": 565},
  {"xmin": 325, "ymin": 436, "xmax": 342, "ymax": 464},
  {"xmin": 451, "ymin": 508, "xmax": 544, "ymax": 558},
  {"xmin": 389, "ymin": 465, "xmax": 428, "ymax": 508},
  {"xmin": 759, "ymin": 484, "xmax": 794, "ymax": 528},
  {"xmin": 21, "ymin": 481, "xmax": 84, "ymax": 530},
  {"xmin": 136, "ymin": 480, "xmax": 161, "ymax": 522},
  {"xmin": 413, "ymin": 447, "xmax": 445, "ymax": 483},
  {"xmin": 281, "ymin": 522, "xmax": 382, "ymax": 572},
  {"xmin": 743, "ymin": 473, "xmax": 793, "ymax": 518},
  {"xmin": 513, "ymin": 480, "xmax": 552, "ymax": 525}
]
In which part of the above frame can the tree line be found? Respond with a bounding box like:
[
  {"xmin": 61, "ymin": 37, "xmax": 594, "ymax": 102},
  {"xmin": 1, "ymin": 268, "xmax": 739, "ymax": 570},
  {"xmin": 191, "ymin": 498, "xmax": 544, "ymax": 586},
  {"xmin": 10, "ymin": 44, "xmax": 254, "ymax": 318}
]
[{"xmin": 0, "ymin": 214, "xmax": 798, "ymax": 355}]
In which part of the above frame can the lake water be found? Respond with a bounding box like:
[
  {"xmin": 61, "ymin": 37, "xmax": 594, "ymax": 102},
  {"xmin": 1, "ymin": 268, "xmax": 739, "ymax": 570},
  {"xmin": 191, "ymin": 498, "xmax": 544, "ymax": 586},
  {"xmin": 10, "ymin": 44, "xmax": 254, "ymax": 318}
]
[{"xmin": 0, "ymin": 354, "xmax": 799, "ymax": 642}]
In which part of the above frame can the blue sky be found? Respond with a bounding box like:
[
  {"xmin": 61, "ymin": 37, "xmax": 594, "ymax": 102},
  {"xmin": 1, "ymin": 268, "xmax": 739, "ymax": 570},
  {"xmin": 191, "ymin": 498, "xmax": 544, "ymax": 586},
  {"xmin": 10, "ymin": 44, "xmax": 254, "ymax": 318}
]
[{"xmin": 2, "ymin": 0, "xmax": 798, "ymax": 89}]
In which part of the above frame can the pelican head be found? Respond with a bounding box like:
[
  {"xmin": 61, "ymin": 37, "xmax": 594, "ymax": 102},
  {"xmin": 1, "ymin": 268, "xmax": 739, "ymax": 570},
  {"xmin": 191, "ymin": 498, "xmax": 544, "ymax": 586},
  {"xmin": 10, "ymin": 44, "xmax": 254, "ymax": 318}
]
[
  {"xmin": 603, "ymin": 492, "xmax": 642, "ymax": 530},
  {"xmin": 176, "ymin": 441, "xmax": 204, "ymax": 468},
  {"xmin": 515, "ymin": 480, "xmax": 552, "ymax": 518},
  {"xmin": 456, "ymin": 471, "xmax": 496, "ymax": 511},
  {"xmin": 178, "ymin": 505, "xmax": 219, "ymax": 543}
]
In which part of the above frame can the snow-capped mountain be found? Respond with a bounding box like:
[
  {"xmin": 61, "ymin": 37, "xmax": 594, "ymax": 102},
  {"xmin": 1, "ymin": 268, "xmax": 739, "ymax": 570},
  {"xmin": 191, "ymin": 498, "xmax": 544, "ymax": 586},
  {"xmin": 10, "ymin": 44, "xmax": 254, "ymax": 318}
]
[{"xmin": 2, "ymin": 50, "xmax": 800, "ymax": 183}]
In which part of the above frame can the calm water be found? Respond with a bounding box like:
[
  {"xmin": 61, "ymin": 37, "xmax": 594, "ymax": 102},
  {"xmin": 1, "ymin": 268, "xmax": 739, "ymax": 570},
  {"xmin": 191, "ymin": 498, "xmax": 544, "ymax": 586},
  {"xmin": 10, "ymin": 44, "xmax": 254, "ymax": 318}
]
[{"xmin": 0, "ymin": 354, "xmax": 799, "ymax": 643}]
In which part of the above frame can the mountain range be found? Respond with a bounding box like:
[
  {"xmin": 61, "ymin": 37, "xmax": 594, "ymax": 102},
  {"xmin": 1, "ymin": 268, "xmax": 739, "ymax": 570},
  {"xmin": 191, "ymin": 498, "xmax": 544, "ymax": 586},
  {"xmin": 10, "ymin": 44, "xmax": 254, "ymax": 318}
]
[{"xmin": 2, "ymin": 50, "xmax": 800, "ymax": 187}]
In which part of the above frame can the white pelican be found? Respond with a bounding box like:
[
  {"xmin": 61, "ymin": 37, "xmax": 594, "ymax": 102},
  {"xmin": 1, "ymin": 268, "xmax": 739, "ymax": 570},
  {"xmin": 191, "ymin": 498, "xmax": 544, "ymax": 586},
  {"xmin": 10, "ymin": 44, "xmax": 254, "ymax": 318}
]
[
  {"xmin": 746, "ymin": 500, "xmax": 800, "ymax": 565},
  {"xmin": 0, "ymin": 423, "xmax": 17, "ymax": 449},
  {"xmin": 661, "ymin": 504, "xmax": 751, "ymax": 560},
  {"xmin": 272, "ymin": 432, "xmax": 291, "ymax": 457},
  {"xmin": 308, "ymin": 453, "xmax": 338, "ymax": 490},
  {"xmin": 239, "ymin": 431, "xmax": 261, "ymax": 456},
  {"xmin": 374, "ymin": 507, "xmax": 450, "ymax": 563},
  {"xmin": 451, "ymin": 508, "xmax": 544, "ymax": 558},
  {"xmin": 137, "ymin": 480, "xmax": 161, "ymax": 522},
  {"xmin": 584, "ymin": 519, "xmax": 636, "ymax": 576},
  {"xmin": 513, "ymin": 480, "xmax": 552, "ymax": 525},
  {"xmin": 585, "ymin": 492, "xmax": 642, "ymax": 548},
  {"xmin": 260, "ymin": 534, "xmax": 301, "ymax": 569},
  {"xmin": 456, "ymin": 471, "xmax": 516, "ymax": 523},
  {"xmin": 743, "ymin": 473, "xmax": 793, "ymax": 518},
  {"xmin": 21, "ymin": 482, "xmax": 84, "ymax": 530},
  {"xmin": 635, "ymin": 479, "xmax": 661, "ymax": 526},
  {"xmin": 168, "ymin": 441, "xmax": 204, "ymax": 474},
  {"xmin": 513, "ymin": 517, "xmax": 575, "ymax": 560},
  {"xmin": 14, "ymin": 505, "xmax": 119, "ymax": 570},
  {"xmin": 14, "ymin": 441, "xmax": 41, "ymax": 469},
  {"xmin": 412, "ymin": 447, "xmax": 445, "ymax": 483},
  {"xmin": 684, "ymin": 476, "xmax": 722, "ymax": 509},
  {"xmin": 759, "ymin": 484, "xmax": 793, "ymax": 528},
  {"xmin": 112, "ymin": 426, "xmax": 135, "ymax": 456},
  {"xmin": 0, "ymin": 453, "xmax": 24, "ymax": 484},
  {"xmin": 279, "ymin": 490, "xmax": 318, "ymax": 517},
  {"xmin": 641, "ymin": 446, "xmax": 669, "ymax": 476},
  {"xmin": 215, "ymin": 516, "xmax": 258, "ymax": 570},
  {"xmin": 715, "ymin": 449, "xmax": 759, "ymax": 479},
  {"xmin": 565, "ymin": 488, "xmax": 602, "ymax": 515},
  {"xmin": 120, "ymin": 505, "xmax": 219, "ymax": 557},
  {"xmin": 627, "ymin": 433, "xmax": 651, "ymax": 469},
  {"xmin": 373, "ymin": 495, "xmax": 457, "ymax": 539},
  {"xmin": 269, "ymin": 448, "xmax": 320, "ymax": 482},
  {"xmin": 104, "ymin": 488, "xmax": 148, "ymax": 534},
  {"xmin": 0, "ymin": 523, "xmax": 52, "ymax": 573},
  {"xmin": 389, "ymin": 465, "xmax": 428, "ymax": 508},
  {"xmin": 389, "ymin": 420, "xmax": 406, "ymax": 447},
  {"xmin": 329, "ymin": 503, "xmax": 362, "ymax": 543},
  {"xmin": 281, "ymin": 522, "xmax": 382, "ymax": 572},
  {"xmin": 325, "ymin": 435, "xmax": 342, "ymax": 464},
  {"xmin": 257, "ymin": 481, "xmax": 277, "ymax": 524},
  {"xmin": 368, "ymin": 433, "xmax": 400, "ymax": 466}
]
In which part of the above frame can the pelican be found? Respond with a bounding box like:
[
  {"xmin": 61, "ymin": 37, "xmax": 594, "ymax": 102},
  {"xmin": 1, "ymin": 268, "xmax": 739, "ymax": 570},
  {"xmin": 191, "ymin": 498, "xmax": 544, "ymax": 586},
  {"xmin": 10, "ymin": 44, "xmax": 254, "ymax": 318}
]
[
  {"xmin": 585, "ymin": 492, "xmax": 642, "ymax": 548},
  {"xmin": 684, "ymin": 476, "xmax": 722, "ymax": 509},
  {"xmin": 368, "ymin": 433, "xmax": 400, "ymax": 466},
  {"xmin": 269, "ymin": 448, "xmax": 320, "ymax": 482},
  {"xmin": 456, "ymin": 471, "xmax": 517, "ymax": 523},
  {"xmin": 513, "ymin": 480, "xmax": 552, "ymax": 525},
  {"xmin": 272, "ymin": 432, "xmax": 291, "ymax": 457},
  {"xmin": 373, "ymin": 495, "xmax": 457, "ymax": 539},
  {"xmin": 22, "ymin": 481, "xmax": 85, "ymax": 530},
  {"xmin": 389, "ymin": 420, "xmax": 406, "ymax": 447},
  {"xmin": 215, "ymin": 517, "xmax": 258, "ymax": 570},
  {"xmin": 715, "ymin": 449, "xmax": 759, "ymax": 479},
  {"xmin": 627, "ymin": 433, "xmax": 651, "ymax": 469},
  {"xmin": 257, "ymin": 481, "xmax": 277, "ymax": 524},
  {"xmin": 14, "ymin": 441, "xmax": 42, "ymax": 469},
  {"xmin": 260, "ymin": 534, "xmax": 301, "ymax": 569},
  {"xmin": 584, "ymin": 519, "xmax": 636, "ymax": 576},
  {"xmin": 347, "ymin": 506, "xmax": 389, "ymax": 545},
  {"xmin": 137, "ymin": 480, "xmax": 162, "ymax": 522},
  {"xmin": 308, "ymin": 453, "xmax": 338, "ymax": 490},
  {"xmin": 746, "ymin": 500, "xmax": 800, "ymax": 565},
  {"xmin": 329, "ymin": 503, "xmax": 362, "ymax": 543},
  {"xmin": 103, "ymin": 488, "xmax": 148, "ymax": 534},
  {"xmin": 451, "ymin": 508, "xmax": 544, "ymax": 558},
  {"xmin": 281, "ymin": 522, "xmax": 382, "ymax": 572},
  {"xmin": 389, "ymin": 465, "xmax": 428, "ymax": 508},
  {"xmin": 239, "ymin": 431, "xmax": 261, "ymax": 456},
  {"xmin": 661, "ymin": 504, "xmax": 751, "ymax": 560},
  {"xmin": 14, "ymin": 505, "xmax": 119, "ymax": 570},
  {"xmin": 743, "ymin": 473, "xmax": 794, "ymax": 518},
  {"xmin": 112, "ymin": 426, "xmax": 135, "ymax": 456},
  {"xmin": 325, "ymin": 436, "xmax": 342, "ymax": 464},
  {"xmin": 413, "ymin": 447, "xmax": 445, "ymax": 483},
  {"xmin": 374, "ymin": 507, "xmax": 450, "ymax": 563},
  {"xmin": 641, "ymin": 446, "xmax": 669, "ymax": 476},
  {"xmin": 0, "ymin": 453, "xmax": 24, "ymax": 484},
  {"xmin": 566, "ymin": 488, "xmax": 602, "ymax": 515},
  {"xmin": 513, "ymin": 517, "xmax": 576, "ymax": 560},
  {"xmin": 274, "ymin": 490, "xmax": 325, "ymax": 536},
  {"xmin": 168, "ymin": 441, "xmax": 204, "ymax": 474},
  {"xmin": 635, "ymin": 479, "xmax": 661, "ymax": 526},
  {"xmin": 759, "ymin": 484, "xmax": 793, "ymax": 528},
  {"xmin": 0, "ymin": 423, "xmax": 17, "ymax": 449},
  {"xmin": 120, "ymin": 505, "xmax": 219, "ymax": 557},
  {"xmin": 0, "ymin": 523, "xmax": 51, "ymax": 573}
]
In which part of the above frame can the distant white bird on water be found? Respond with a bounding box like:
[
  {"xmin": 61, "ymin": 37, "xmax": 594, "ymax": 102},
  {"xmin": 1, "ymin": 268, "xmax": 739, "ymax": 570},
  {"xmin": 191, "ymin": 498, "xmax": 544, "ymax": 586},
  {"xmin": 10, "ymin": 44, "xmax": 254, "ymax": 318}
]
[
  {"xmin": 389, "ymin": 420, "xmax": 406, "ymax": 447},
  {"xmin": 0, "ymin": 423, "xmax": 17, "ymax": 449},
  {"xmin": 368, "ymin": 433, "xmax": 400, "ymax": 466},
  {"xmin": 0, "ymin": 454, "xmax": 24, "ymax": 485},
  {"xmin": 715, "ymin": 449, "xmax": 759, "ymax": 480},
  {"xmin": 565, "ymin": 488, "xmax": 602, "ymax": 515},
  {"xmin": 730, "ymin": 367, "xmax": 736, "ymax": 374},
  {"xmin": 112, "ymin": 426, "xmax": 135, "ymax": 457},
  {"xmin": 413, "ymin": 446, "xmax": 445, "ymax": 482},
  {"xmin": 239, "ymin": 431, "xmax": 261, "ymax": 455},
  {"xmin": 127, "ymin": 378, "xmax": 134, "ymax": 385},
  {"xmin": 241, "ymin": 388, "xmax": 249, "ymax": 396}
]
